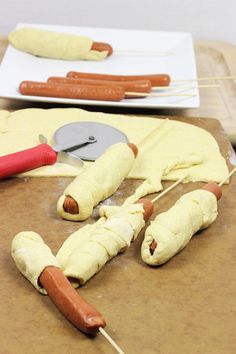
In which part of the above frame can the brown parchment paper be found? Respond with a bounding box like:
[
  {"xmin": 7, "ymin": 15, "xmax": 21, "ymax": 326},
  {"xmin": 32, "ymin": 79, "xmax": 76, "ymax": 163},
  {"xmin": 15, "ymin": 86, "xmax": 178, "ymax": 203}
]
[{"xmin": 0, "ymin": 116, "xmax": 236, "ymax": 354}]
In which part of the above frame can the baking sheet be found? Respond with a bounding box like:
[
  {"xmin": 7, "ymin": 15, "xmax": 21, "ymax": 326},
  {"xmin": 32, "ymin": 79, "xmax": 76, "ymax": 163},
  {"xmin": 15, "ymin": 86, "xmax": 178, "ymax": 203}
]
[
  {"xmin": 1, "ymin": 116, "xmax": 236, "ymax": 354},
  {"xmin": 0, "ymin": 23, "xmax": 199, "ymax": 109}
]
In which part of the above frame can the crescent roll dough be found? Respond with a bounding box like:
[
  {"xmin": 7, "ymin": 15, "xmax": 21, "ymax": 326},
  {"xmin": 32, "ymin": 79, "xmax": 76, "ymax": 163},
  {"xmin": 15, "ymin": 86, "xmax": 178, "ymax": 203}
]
[
  {"xmin": 11, "ymin": 231, "xmax": 60, "ymax": 294},
  {"xmin": 141, "ymin": 189, "xmax": 218, "ymax": 266},
  {"xmin": 8, "ymin": 27, "xmax": 108, "ymax": 61},
  {"xmin": 56, "ymin": 203, "xmax": 145, "ymax": 286},
  {"xmin": 57, "ymin": 142, "xmax": 135, "ymax": 221}
]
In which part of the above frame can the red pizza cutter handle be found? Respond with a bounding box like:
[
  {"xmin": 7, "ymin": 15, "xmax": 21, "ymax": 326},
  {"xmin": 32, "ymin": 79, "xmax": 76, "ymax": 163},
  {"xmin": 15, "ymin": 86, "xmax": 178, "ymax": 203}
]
[{"xmin": 0, "ymin": 144, "xmax": 57, "ymax": 179}]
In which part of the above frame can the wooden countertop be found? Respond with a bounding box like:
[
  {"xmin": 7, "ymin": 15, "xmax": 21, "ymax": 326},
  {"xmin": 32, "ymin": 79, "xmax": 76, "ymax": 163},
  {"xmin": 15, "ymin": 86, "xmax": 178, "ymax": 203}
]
[{"xmin": 0, "ymin": 36, "xmax": 236, "ymax": 144}]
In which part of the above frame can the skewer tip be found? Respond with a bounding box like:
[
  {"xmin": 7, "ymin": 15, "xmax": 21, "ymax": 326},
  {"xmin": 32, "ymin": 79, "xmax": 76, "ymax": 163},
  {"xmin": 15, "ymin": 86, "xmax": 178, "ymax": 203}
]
[{"xmin": 99, "ymin": 327, "xmax": 125, "ymax": 354}]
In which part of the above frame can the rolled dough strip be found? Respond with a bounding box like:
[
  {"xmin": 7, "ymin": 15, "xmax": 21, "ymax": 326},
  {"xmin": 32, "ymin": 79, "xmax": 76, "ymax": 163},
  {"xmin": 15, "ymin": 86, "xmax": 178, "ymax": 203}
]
[
  {"xmin": 11, "ymin": 231, "xmax": 60, "ymax": 294},
  {"xmin": 141, "ymin": 189, "xmax": 218, "ymax": 266},
  {"xmin": 56, "ymin": 203, "xmax": 145, "ymax": 285}
]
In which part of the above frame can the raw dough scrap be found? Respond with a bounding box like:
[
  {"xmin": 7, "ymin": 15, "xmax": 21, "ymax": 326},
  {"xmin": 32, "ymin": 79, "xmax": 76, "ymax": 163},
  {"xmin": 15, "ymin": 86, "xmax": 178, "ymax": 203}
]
[
  {"xmin": 56, "ymin": 203, "xmax": 145, "ymax": 286},
  {"xmin": 8, "ymin": 27, "xmax": 108, "ymax": 61},
  {"xmin": 141, "ymin": 189, "xmax": 218, "ymax": 266},
  {"xmin": 11, "ymin": 231, "xmax": 60, "ymax": 294},
  {"xmin": 57, "ymin": 142, "xmax": 135, "ymax": 221},
  {"xmin": 0, "ymin": 108, "xmax": 229, "ymax": 185},
  {"xmin": 123, "ymin": 151, "xmax": 202, "ymax": 205}
]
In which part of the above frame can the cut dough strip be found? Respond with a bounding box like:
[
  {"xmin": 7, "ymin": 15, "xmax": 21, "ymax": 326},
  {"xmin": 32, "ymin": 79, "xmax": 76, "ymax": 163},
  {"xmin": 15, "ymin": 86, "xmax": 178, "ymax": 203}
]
[{"xmin": 150, "ymin": 175, "xmax": 187, "ymax": 203}]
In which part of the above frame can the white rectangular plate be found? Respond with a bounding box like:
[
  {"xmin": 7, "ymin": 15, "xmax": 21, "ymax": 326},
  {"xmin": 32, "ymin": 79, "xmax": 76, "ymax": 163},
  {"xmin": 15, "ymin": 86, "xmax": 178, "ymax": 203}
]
[{"xmin": 0, "ymin": 23, "xmax": 199, "ymax": 109}]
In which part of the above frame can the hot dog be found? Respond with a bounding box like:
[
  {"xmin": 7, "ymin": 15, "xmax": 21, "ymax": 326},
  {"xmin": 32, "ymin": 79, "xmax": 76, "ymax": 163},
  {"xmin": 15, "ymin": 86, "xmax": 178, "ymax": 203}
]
[
  {"xmin": 19, "ymin": 81, "xmax": 125, "ymax": 101},
  {"xmin": 47, "ymin": 76, "xmax": 152, "ymax": 94},
  {"xmin": 127, "ymin": 143, "xmax": 139, "ymax": 158},
  {"xmin": 67, "ymin": 71, "xmax": 171, "ymax": 87},
  {"xmin": 63, "ymin": 143, "xmax": 138, "ymax": 215},
  {"xmin": 136, "ymin": 198, "xmax": 154, "ymax": 221},
  {"xmin": 39, "ymin": 266, "xmax": 106, "ymax": 335},
  {"xmin": 91, "ymin": 42, "xmax": 113, "ymax": 56},
  {"xmin": 202, "ymin": 182, "xmax": 222, "ymax": 200}
]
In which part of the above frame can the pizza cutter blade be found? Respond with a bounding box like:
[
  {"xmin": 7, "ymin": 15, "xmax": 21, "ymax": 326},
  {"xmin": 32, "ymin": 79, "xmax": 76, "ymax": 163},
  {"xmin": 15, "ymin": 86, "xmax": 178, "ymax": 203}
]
[
  {"xmin": 0, "ymin": 121, "xmax": 128, "ymax": 179},
  {"xmin": 54, "ymin": 121, "xmax": 128, "ymax": 161}
]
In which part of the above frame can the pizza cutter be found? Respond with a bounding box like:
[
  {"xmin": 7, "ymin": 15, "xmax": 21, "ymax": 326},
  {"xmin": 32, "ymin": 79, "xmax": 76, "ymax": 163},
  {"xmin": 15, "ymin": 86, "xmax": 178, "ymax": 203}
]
[{"xmin": 0, "ymin": 121, "xmax": 128, "ymax": 179}]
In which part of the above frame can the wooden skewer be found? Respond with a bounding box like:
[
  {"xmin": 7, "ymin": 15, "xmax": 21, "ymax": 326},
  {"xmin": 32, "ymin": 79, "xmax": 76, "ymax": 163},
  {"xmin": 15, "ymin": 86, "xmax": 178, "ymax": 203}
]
[
  {"xmin": 218, "ymin": 166, "xmax": 236, "ymax": 187},
  {"xmin": 151, "ymin": 176, "xmax": 187, "ymax": 204},
  {"xmin": 173, "ymin": 75, "xmax": 235, "ymax": 83},
  {"xmin": 125, "ymin": 92, "xmax": 196, "ymax": 98},
  {"xmin": 99, "ymin": 327, "xmax": 125, "ymax": 354},
  {"xmin": 149, "ymin": 166, "xmax": 236, "ymax": 204},
  {"xmin": 152, "ymin": 84, "xmax": 220, "ymax": 90},
  {"xmin": 115, "ymin": 50, "xmax": 174, "ymax": 56}
]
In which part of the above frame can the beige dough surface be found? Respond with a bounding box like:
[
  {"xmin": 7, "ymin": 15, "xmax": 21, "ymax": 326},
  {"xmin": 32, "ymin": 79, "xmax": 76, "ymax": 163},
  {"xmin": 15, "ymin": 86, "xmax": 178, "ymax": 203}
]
[
  {"xmin": 0, "ymin": 108, "xmax": 229, "ymax": 189},
  {"xmin": 56, "ymin": 204, "xmax": 145, "ymax": 286},
  {"xmin": 141, "ymin": 189, "xmax": 218, "ymax": 266},
  {"xmin": 8, "ymin": 27, "xmax": 108, "ymax": 61},
  {"xmin": 11, "ymin": 231, "xmax": 60, "ymax": 294}
]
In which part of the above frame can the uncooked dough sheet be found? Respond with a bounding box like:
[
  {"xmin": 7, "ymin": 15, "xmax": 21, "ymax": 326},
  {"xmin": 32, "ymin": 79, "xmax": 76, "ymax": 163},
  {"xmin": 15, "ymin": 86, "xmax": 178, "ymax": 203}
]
[{"xmin": 0, "ymin": 108, "xmax": 229, "ymax": 183}]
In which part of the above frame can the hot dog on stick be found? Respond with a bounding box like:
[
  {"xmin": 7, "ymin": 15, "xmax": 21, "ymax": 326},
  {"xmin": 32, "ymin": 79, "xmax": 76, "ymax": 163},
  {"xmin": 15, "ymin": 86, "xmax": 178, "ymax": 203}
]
[
  {"xmin": 19, "ymin": 80, "xmax": 196, "ymax": 101},
  {"xmin": 47, "ymin": 76, "xmax": 219, "ymax": 94}
]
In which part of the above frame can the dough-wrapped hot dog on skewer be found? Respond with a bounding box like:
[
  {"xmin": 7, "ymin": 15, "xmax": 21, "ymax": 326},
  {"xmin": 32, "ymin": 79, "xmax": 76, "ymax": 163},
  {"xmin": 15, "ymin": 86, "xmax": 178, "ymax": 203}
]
[
  {"xmin": 8, "ymin": 27, "xmax": 174, "ymax": 61},
  {"xmin": 141, "ymin": 181, "xmax": 224, "ymax": 266},
  {"xmin": 8, "ymin": 27, "xmax": 112, "ymax": 60},
  {"xmin": 11, "ymin": 232, "xmax": 106, "ymax": 335},
  {"xmin": 57, "ymin": 142, "xmax": 138, "ymax": 221}
]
